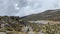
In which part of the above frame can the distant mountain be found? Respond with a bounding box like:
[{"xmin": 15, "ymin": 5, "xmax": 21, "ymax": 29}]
[{"xmin": 21, "ymin": 9, "xmax": 60, "ymax": 21}]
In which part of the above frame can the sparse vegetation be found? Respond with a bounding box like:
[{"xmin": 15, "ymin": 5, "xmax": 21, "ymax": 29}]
[
  {"xmin": 0, "ymin": 16, "xmax": 60, "ymax": 34},
  {"xmin": 21, "ymin": 9, "xmax": 60, "ymax": 21}
]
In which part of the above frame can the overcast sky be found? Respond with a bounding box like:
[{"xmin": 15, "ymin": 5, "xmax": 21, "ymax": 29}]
[{"xmin": 0, "ymin": 0, "xmax": 60, "ymax": 17}]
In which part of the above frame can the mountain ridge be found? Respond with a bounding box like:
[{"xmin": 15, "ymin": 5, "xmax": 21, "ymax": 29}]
[{"xmin": 21, "ymin": 9, "xmax": 60, "ymax": 21}]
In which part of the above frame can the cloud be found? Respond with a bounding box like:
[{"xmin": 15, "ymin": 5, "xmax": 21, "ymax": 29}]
[
  {"xmin": 0, "ymin": 0, "xmax": 60, "ymax": 17},
  {"xmin": 16, "ymin": 0, "xmax": 60, "ymax": 17}
]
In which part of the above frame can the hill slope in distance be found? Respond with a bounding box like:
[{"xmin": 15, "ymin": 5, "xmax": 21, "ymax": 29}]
[{"xmin": 21, "ymin": 9, "xmax": 60, "ymax": 21}]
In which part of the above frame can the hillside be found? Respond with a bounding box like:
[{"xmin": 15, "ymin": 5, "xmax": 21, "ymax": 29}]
[
  {"xmin": 0, "ymin": 16, "xmax": 39, "ymax": 32},
  {"xmin": 21, "ymin": 9, "xmax": 60, "ymax": 21},
  {"xmin": 0, "ymin": 16, "xmax": 60, "ymax": 34},
  {"xmin": 0, "ymin": 16, "xmax": 22, "ymax": 31}
]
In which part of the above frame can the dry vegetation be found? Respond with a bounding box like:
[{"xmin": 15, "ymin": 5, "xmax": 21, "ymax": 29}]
[{"xmin": 0, "ymin": 16, "xmax": 60, "ymax": 34}]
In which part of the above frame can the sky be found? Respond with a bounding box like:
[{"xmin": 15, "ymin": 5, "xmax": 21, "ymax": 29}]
[{"xmin": 0, "ymin": 0, "xmax": 60, "ymax": 17}]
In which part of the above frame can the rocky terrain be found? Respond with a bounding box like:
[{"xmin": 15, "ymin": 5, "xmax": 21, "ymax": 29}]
[
  {"xmin": 0, "ymin": 9, "xmax": 60, "ymax": 34},
  {"xmin": 0, "ymin": 16, "xmax": 59, "ymax": 34}
]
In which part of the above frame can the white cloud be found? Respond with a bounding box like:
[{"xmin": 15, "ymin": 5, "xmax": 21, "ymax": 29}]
[
  {"xmin": 16, "ymin": 0, "xmax": 60, "ymax": 17},
  {"xmin": 14, "ymin": 4, "xmax": 20, "ymax": 10},
  {"xmin": 0, "ymin": 0, "xmax": 60, "ymax": 17}
]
